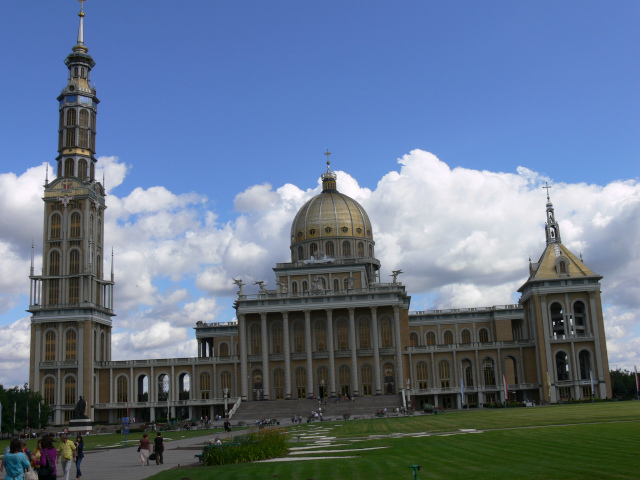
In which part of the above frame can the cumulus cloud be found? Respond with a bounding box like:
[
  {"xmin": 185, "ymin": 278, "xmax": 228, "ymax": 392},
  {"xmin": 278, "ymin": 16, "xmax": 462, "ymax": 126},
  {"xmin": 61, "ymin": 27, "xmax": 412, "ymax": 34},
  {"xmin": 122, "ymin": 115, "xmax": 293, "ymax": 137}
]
[{"xmin": 2, "ymin": 149, "xmax": 640, "ymax": 385}]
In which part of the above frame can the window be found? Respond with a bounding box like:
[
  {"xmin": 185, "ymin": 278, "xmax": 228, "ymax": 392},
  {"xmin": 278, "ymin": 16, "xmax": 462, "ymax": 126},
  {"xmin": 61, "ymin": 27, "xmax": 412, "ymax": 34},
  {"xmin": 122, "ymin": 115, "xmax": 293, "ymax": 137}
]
[
  {"xmin": 66, "ymin": 129, "xmax": 75, "ymax": 149},
  {"xmin": 64, "ymin": 157, "xmax": 74, "ymax": 176},
  {"xmin": 333, "ymin": 279, "xmax": 340, "ymax": 291},
  {"xmin": 318, "ymin": 365, "xmax": 329, "ymax": 398},
  {"xmin": 67, "ymin": 109, "xmax": 76, "ymax": 126},
  {"xmin": 250, "ymin": 324, "xmax": 261, "ymax": 355},
  {"xmin": 380, "ymin": 318, "xmax": 393, "ymax": 348},
  {"xmin": 78, "ymin": 159, "xmax": 88, "ymax": 181},
  {"xmin": 48, "ymin": 279, "xmax": 60, "ymax": 305},
  {"xmin": 478, "ymin": 328, "xmax": 489, "ymax": 343},
  {"xmin": 336, "ymin": 319, "xmax": 349, "ymax": 350},
  {"xmin": 369, "ymin": 245, "xmax": 373, "ymax": 257},
  {"xmin": 295, "ymin": 367, "xmax": 306, "ymax": 399},
  {"xmin": 291, "ymin": 281, "xmax": 298, "ymax": 293},
  {"xmin": 326, "ymin": 241, "xmax": 335, "ymax": 256},
  {"xmin": 200, "ymin": 372, "xmax": 211, "ymax": 400},
  {"xmin": 342, "ymin": 241, "xmax": 351, "ymax": 256},
  {"xmin": 559, "ymin": 387, "xmax": 572, "ymax": 401},
  {"xmin": 358, "ymin": 319, "xmax": 371, "ymax": 349},
  {"xmin": 410, "ymin": 332, "xmax": 418, "ymax": 347},
  {"xmin": 443, "ymin": 331, "xmax": 453, "ymax": 345},
  {"xmin": 49, "ymin": 251, "xmax": 60, "ymax": 276},
  {"xmin": 97, "ymin": 219, "xmax": 102, "ymax": 243},
  {"xmin": 79, "ymin": 109, "xmax": 89, "ymax": 127},
  {"xmin": 426, "ymin": 331, "xmax": 436, "ymax": 346},
  {"xmin": 357, "ymin": 242, "xmax": 364, "ymax": 256},
  {"xmin": 416, "ymin": 361, "xmax": 429, "ymax": 389},
  {"xmin": 556, "ymin": 351, "xmax": 570, "ymax": 381},
  {"xmin": 79, "ymin": 129, "xmax": 89, "ymax": 148},
  {"xmin": 64, "ymin": 376, "xmax": 76, "ymax": 405},
  {"xmin": 44, "ymin": 378, "xmax": 55, "ymax": 405},
  {"xmin": 220, "ymin": 371, "xmax": 231, "ymax": 392},
  {"xmin": 272, "ymin": 323, "xmax": 283, "ymax": 354},
  {"xmin": 50, "ymin": 214, "xmax": 61, "ymax": 239},
  {"xmin": 117, "ymin": 376, "xmax": 128, "ymax": 403},
  {"xmin": 310, "ymin": 243, "xmax": 318, "ymax": 257},
  {"xmin": 339, "ymin": 365, "xmax": 351, "ymax": 396},
  {"xmin": 219, "ymin": 342, "xmax": 229, "ymax": 357},
  {"xmin": 504, "ymin": 357, "xmax": 518, "ymax": 384},
  {"xmin": 69, "ymin": 250, "xmax": 80, "ymax": 274},
  {"xmin": 579, "ymin": 350, "xmax": 591, "ymax": 380},
  {"xmin": 463, "ymin": 360, "xmax": 474, "ymax": 387},
  {"xmin": 297, "ymin": 246, "xmax": 303, "ymax": 261},
  {"xmin": 45, "ymin": 331, "xmax": 56, "ymax": 361},
  {"xmin": 302, "ymin": 281, "xmax": 308, "ymax": 292},
  {"xmin": 550, "ymin": 303, "xmax": 565, "ymax": 339},
  {"xmin": 361, "ymin": 364, "xmax": 373, "ymax": 395},
  {"xmin": 483, "ymin": 358, "xmax": 496, "ymax": 386},
  {"xmin": 438, "ymin": 360, "xmax": 450, "ymax": 388},
  {"xmin": 70, "ymin": 213, "xmax": 81, "ymax": 238},
  {"xmin": 294, "ymin": 321, "xmax": 305, "ymax": 353},
  {"xmin": 315, "ymin": 321, "xmax": 327, "ymax": 352},
  {"xmin": 273, "ymin": 369, "xmax": 285, "ymax": 400},
  {"xmin": 65, "ymin": 330, "xmax": 76, "ymax": 360},
  {"xmin": 461, "ymin": 330, "xmax": 471, "ymax": 344}
]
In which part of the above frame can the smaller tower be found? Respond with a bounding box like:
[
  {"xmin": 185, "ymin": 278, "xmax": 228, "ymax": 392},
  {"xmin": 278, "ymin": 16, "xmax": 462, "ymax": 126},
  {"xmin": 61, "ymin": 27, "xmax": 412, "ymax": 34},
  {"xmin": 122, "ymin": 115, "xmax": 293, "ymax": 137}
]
[{"xmin": 544, "ymin": 183, "xmax": 561, "ymax": 244}]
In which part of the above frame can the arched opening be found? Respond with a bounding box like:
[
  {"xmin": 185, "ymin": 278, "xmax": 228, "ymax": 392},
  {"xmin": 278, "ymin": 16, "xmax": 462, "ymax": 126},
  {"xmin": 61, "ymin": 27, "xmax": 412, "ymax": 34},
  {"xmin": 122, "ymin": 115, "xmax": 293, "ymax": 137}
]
[
  {"xmin": 439, "ymin": 360, "xmax": 451, "ymax": 388},
  {"xmin": 293, "ymin": 321, "xmax": 305, "ymax": 353},
  {"xmin": 357, "ymin": 242, "xmax": 364, "ymax": 256},
  {"xmin": 550, "ymin": 303, "xmax": 565, "ymax": 339},
  {"xmin": 336, "ymin": 318, "xmax": 349, "ymax": 350},
  {"xmin": 45, "ymin": 331, "xmax": 56, "ymax": 361},
  {"xmin": 461, "ymin": 329, "xmax": 471, "ymax": 344},
  {"xmin": 504, "ymin": 356, "xmax": 518, "ymax": 385},
  {"xmin": 342, "ymin": 241, "xmax": 351, "ymax": 256},
  {"xmin": 314, "ymin": 320, "xmax": 327, "ymax": 352},
  {"xmin": 358, "ymin": 318, "xmax": 371, "ymax": 348},
  {"xmin": 178, "ymin": 373, "xmax": 190, "ymax": 400},
  {"xmin": 309, "ymin": 243, "xmax": 318, "ymax": 258},
  {"xmin": 137, "ymin": 375, "xmax": 149, "ymax": 402},
  {"xmin": 220, "ymin": 371, "xmax": 232, "ymax": 397},
  {"xmin": 252, "ymin": 370, "xmax": 263, "ymax": 401},
  {"xmin": 199, "ymin": 372, "xmax": 210, "ymax": 400},
  {"xmin": 483, "ymin": 358, "xmax": 496, "ymax": 386},
  {"xmin": 50, "ymin": 214, "xmax": 61, "ymax": 239},
  {"xmin": 219, "ymin": 342, "xmax": 229, "ymax": 357},
  {"xmin": 333, "ymin": 279, "xmax": 339, "ymax": 291},
  {"xmin": 157, "ymin": 374, "xmax": 169, "ymax": 402},
  {"xmin": 579, "ymin": 350, "xmax": 592, "ymax": 381},
  {"xmin": 273, "ymin": 368, "xmax": 285, "ymax": 400},
  {"xmin": 117, "ymin": 375, "xmax": 128, "ymax": 403},
  {"xmin": 250, "ymin": 323, "xmax": 261, "ymax": 355},
  {"xmin": 44, "ymin": 377, "xmax": 55, "ymax": 405},
  {"xmin": 574, "ymin": 301, "xmax": 587, "ymax": 335},
  {"xmin": 317, "ymin": 365, "xmax": 329, "ymax": 399},
  {"xmin": 326, "ymin": 241, "xmax": 335, "ymax": 257},
  {"xmin": 478, "ymin": 328, "xmax": 489, "ymax": 343},
  {"xmin": 272, "ymin": 323, "xmax": 283, "ymax": 354},
  {"xmin": 410, "ymin": 332, "xmax": 419, "ymax": 347},
  {"xmin": 380, "ymin": 317, "xmax": 393, "ymax": 348},
  {"xmin": 556, "ymin": 351, "xmax": 570, "ymax": 381},
  {"xmin": 65, "ymin": 330, "xmax": 76, "ymax": 360},
  {"xmin": 339, "ymin": 364, "xmax": 351, "ymax": 397},
  {"xmin": 426, "ymin": 331, "xmax": 436, "ymax": 346},
  {"xmin": 416, "ymin": 361, "xmax": 428, "ymax": 389},
  {"xmin": 383, "ymin": 363, "xmax": 395, "ymax": 394},
  {"xmin": 361, "ymin": 364, "xmax": 373, "ymax": 395},
  {"xmin": 295, "ymin": 367, "xmax": 306, "ymax": 399},
  {"xmin": 443, "ymin": 331, "xmax": 454, "ymax": 345},
  {"xmin": 297, "ymin": 246, "xmax": 303, "ymax": 261}
]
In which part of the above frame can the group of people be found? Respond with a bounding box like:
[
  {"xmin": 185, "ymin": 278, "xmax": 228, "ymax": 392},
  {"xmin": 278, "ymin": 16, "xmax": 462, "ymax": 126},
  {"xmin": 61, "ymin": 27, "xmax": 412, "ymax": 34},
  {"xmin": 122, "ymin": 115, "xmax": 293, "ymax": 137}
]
[
  {"xmin": 137, "ymin": 432, "xmax": 165, "ymax": 466},
  {"xmin": 0, "ymin": 434, "xmax": 84, "ymax": 480}
]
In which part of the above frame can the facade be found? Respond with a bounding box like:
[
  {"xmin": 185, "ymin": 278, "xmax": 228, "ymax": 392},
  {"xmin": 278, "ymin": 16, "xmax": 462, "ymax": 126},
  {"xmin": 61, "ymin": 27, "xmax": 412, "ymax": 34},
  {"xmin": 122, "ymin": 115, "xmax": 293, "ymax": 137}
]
[{"xmin": 29, "ymin": 7, "xmax": 612, "ymax": 426}]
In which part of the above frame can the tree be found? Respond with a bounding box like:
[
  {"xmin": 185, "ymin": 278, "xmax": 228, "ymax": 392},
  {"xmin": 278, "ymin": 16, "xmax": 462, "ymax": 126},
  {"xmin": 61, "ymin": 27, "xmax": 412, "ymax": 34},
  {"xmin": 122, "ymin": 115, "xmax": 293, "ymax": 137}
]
[
  {"xmin": 610, "ymin": 369, "xmax": 638, "ymax": 400},
  {"xmin": 0, "ymin": 384, "xmax": 50, "ymax": 433}
]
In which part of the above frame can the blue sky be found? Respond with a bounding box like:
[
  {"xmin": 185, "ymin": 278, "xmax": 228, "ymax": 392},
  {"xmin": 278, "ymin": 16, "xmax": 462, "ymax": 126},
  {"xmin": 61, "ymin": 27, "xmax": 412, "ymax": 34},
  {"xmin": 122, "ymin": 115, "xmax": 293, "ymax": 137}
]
[{"xmin": 0, "ymin": 1, "xmax": 639, "ymax": 386}]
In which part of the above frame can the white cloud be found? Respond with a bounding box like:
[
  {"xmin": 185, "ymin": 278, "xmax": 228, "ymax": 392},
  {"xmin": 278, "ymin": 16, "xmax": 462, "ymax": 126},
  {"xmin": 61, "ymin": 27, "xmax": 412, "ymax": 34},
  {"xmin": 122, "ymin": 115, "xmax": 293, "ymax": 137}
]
[{"xmin": 2, "ymin": 150, "xmax": 640, "ymax": 385}]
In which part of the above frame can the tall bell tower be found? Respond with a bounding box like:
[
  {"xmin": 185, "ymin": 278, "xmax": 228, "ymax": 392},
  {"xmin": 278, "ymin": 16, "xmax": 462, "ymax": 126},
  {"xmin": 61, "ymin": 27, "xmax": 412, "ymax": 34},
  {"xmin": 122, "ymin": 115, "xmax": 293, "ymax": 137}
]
[{"xmin": 29, "ymin": 1, "xmax": 115, "ymax": 426}]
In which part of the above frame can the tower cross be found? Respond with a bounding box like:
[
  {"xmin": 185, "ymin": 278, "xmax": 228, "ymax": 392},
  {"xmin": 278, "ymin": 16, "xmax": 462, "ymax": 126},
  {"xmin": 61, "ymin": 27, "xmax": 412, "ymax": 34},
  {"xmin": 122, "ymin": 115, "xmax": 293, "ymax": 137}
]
[
  {"xmin": 543, "ymin": 182, "xmax": 552, "ymax": 199},
  {"xmin": 78, "ymin": 0, "xmax": 86, "ymax": 12},
  {"xmin": 324, "ymin": 149, "xmax": 331, "ymax": 170}
]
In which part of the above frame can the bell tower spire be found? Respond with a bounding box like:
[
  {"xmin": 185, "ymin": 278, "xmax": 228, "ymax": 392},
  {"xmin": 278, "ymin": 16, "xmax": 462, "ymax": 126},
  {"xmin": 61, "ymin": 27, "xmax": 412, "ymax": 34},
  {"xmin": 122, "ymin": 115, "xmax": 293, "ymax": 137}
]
[{"xmin": 543, "ymin": 182, "xmax": 561, "ymax": 244}]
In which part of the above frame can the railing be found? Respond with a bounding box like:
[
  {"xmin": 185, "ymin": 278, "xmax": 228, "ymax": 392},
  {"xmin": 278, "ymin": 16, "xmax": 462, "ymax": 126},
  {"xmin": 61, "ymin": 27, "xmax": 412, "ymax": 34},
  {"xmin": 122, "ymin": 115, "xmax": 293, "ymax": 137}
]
[
  {"xmin": 410, "ymin": 304, "xmax": 522, "ymax": 316},
  {"xmin": 228, "ymin": 397, "xmax": 242, "ymax": 419},
  {"xmin": 406, "ymin": 339, "xmax": 535, "ymax": 352},
  {"xmin": 93, "ymin": 397, "xmax": 239, "ymax": 409},
  {"xmin": 237, "ymin": 282, "xmax": 406, "ymax": 301},
  {"xmin": 39, "ymin": 360, "xmax": 78, "ymax": 367},
  {"xmin": 410, "ymin": 382, "xmax": 539, "ymax": 396}
]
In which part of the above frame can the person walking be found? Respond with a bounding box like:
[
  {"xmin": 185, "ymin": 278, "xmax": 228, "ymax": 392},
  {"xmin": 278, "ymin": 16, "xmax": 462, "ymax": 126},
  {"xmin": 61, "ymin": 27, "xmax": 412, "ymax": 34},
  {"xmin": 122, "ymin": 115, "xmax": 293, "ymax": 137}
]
[
  {"xmin": 138, "ymin": 433, "xmax": 151, "ymax": 466},
  {"xmin": 2, "ymin": 438, "xmax": 31, "ymax": 480},
  {"xmin": 56, "ymin": 434, "xmax": 77, "ymax": 480},
  {"xmin": 35, "ymin": 436, "xmax": 57, "ymax": 480},
  {"xmin": 153, "ymin": 433, "xmax": 165, "ymax": 465},
  {"xmin": 74, "ymin": 435, "xmax": 84, "ymax": 480}
]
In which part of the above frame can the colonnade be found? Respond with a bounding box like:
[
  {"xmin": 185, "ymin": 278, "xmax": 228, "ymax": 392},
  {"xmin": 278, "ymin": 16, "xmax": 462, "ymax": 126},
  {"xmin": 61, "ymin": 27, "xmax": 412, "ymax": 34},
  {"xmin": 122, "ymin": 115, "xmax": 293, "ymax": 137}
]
[{"xmin": 237, "ymin": 305, "xmax": 405, "ymax": 401}]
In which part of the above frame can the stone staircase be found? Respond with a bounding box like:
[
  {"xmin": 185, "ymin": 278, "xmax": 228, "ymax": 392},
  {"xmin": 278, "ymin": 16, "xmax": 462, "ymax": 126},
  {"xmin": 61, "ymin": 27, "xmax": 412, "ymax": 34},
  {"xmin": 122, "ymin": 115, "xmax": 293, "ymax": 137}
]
[{"xmin": 230, "ymin": 395, "xmax": 404, "ymax": 424}]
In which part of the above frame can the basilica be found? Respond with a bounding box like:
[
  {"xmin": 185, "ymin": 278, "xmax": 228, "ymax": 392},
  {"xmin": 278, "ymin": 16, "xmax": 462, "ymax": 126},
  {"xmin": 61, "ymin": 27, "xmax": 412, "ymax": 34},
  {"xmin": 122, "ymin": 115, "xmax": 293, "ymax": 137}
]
[{"xmin": 28, "ymin": 6, "xmax": 612, "ymax": 425}]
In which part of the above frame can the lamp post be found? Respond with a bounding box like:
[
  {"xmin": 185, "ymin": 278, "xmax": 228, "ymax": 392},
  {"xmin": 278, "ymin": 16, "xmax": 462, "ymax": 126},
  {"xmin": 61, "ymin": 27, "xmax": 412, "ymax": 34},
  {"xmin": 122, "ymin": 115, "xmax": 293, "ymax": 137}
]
[{"xmin": 223, "ymin": 387, "xmax": 229, "ymax": 417}]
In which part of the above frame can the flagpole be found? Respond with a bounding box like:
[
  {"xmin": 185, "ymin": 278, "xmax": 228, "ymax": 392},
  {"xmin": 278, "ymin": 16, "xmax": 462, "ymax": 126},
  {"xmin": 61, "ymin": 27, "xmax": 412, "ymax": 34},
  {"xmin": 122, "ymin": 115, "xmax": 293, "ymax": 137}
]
[
  {"xmin": 635, "ymin": 366, "xmax": 639, "ymax": 401},
  {"xmin": 13, "ymin": 401, "xmax": 17, "ymax": 434}
]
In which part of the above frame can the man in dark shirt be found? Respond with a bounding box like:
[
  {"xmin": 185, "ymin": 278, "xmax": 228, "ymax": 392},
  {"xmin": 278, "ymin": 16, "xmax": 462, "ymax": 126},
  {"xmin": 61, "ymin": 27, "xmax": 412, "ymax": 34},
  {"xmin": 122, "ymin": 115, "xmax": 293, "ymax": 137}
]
[{"xmin": 153, "ymin": 433, "xmax": 165, "ymax": 465}]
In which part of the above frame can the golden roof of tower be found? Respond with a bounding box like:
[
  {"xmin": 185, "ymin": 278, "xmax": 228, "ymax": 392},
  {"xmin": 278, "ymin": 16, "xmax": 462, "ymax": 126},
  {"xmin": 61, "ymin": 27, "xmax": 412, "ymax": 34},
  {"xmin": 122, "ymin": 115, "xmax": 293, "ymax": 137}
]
[{"xmin": 528, "ymin": 242, "xmax": 597, "ymax": 281}]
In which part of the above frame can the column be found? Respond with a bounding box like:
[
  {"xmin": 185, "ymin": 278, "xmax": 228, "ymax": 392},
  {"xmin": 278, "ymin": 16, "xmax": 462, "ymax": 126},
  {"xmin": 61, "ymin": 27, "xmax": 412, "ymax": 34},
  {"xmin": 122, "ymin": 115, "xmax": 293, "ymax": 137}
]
[
  {"xmin": 238, "ymin": 314, "xmax": 248, "ymax": 401},
  {"xmin": 393, "ymin": 306, "xmax": 404, "ymax": 391},
  {"xmin": 304, "ymin": 310, "xmax": 313, "ymax": 398},
  {"xmin": 370, "ymin": 307, "xmax": 381, "ymax": 395},
  {"xmin": 348, "ymin": 308, "xmax": 359, "ymax": 396},
  {"xmin": 539, "ymin": 295, "xmax": 557, "ymax": 403},
  {"xmin": 282, "ymin": 312, "xmax": 292, "ymax": 399},
  {"xmin": 260, "ymin": 313, "xmax": 270, "ymax": 400},
  {"xmin": 588, "ymin": 292, "xmax": 606, "ymax": 398},
  {"xmin": 326, "ymin": 309, "xmax": 336, "ymax": 397}
]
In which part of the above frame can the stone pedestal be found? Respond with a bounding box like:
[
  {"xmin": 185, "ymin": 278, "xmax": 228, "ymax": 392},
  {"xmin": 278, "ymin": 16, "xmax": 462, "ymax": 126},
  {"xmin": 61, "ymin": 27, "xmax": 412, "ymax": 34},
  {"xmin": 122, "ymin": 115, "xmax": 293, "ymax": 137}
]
[{"xmin": 68, "ymin": 418, "xmax": 93, "ymax": 433}]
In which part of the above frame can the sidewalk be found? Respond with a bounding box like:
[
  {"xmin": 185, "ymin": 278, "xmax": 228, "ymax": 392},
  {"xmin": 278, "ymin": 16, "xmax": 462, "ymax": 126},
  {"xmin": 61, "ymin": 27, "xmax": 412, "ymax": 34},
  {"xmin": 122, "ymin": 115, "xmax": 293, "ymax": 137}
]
[{"xmin": 72, "ymin": 429, "xmax": 250, "ymax": 480}]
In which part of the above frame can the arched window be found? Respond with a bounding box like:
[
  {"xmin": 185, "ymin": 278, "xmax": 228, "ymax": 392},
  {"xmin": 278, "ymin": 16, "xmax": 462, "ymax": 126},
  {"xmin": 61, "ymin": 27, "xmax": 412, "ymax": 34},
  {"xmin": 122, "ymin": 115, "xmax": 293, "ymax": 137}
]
[
  {"xmin": 64, "ymin": 157, "xmax": 74, "ymax": 176},
  {"xmin": 66, "ymin": 109, "xmax": 76, "ymax": 126},
  {"xmin": 45, "ymin": 331, "xmax": 56, "ymax": 361},
  {"xmin": 219, "ymin": 342, "xmax": 229, "ymax": 357},
  {"xmin": 556, "ymin": 351, "xmax": 570, "ymax": 381},
  {"xmin": 550, "ymin": 303, "xmax": 565, "ymax": 339},
  {"xmin": 297, "ymin": 246, "xmax": 303, "ymax": 261},
  {"xmin": 78, "ymin": 159, "xmax": 88, "ymax": 181},
  {"xmin": 302, "ymin": 280, "xmax": 308, "ymax": 292},
  {"xmin": 478, "ymin": 328, "xmax": 489, "ymax": 343},
  {"xmin": 574, "ymin": 301, "xmax": 587, "ymax": 334},
  {"xmin": 426, "ymin": 331, "xmax": 436, "ymax": 346},
  {"xmin": 333, "ymin": 279, "xmax": 340, "ymax": 291},
  {"xmin": 250, "ymin": 324, "xmax": 261, "ymax": 355},
  {"xmin": 272, "ymin": 323, "xmax": 283, "ymax": 354},
  {"xmin": 343, "ymin": 278, "xmax": 350, "ymax": 290},
  {"xmin": 74, "ymin": 67, "xmax": 78, "ymax": 77},
  {"xmin": 69, "ymin": 250, "xmax": 80, "ymax": 274},
  {"xmin": 416, "ymin": 361, "xmax": 429, "ymax": 389},
  {"xmin": 380, "ymin": 318, "xmax": 393, "ymax": 348},
  {"xmin": 462, "ymin": 359, "xmax": 474, "ymax": 387},
  {"xmin": 91, "ymin": 112, "xmax": 96, "ymax": 130},
  {"xmin": 44, "ymin": 377, "xmax": 55, "ymax": 405},
  {"xmin": 336, "ymin": 319, "xmax": 349, "ymax": 350},
  {"xmin": 199, "ymin": 372, "xmax": 211, "ymax": 399},
  {"xmin": 326, "ymin": 241, "xmax": 335, "ymax": 257},
  {"xmin": 117, "ymin": 376, "xmax": 128, "ymax": 403},
  {"xmin": 49, "ymin": 251, "xmax": 60, "ymax": 276},
  {"xmin": 273, "ymin": 368, "xmax": 285, "ymax": 400},
  {"xmin": 361, "ymin": 364, "xmax": 373, "ymax": 396},
  {"xmin": 369, "ymin": 245, "xmax": 373, "ymax": 257},
  {"xmin": 315, "ymin": 320, "xmax": 327, "ymax": 352},
  {"xmin": 157, "ymin": 374, "xmax": 169, "ymax": 401},
  {"xmin": 339, "ymin": 365, "xmax": 351, "ymax": 396},
  {"xmin": 410, "ymin": 332, "xmax": 419, "ymax": 347},
  {"xmin": 295, "ymin": 367, "xmax": 306, "ymax": 399},
  {"xmin": 79, "ymin": 129, "xmax": 89, "ymax": 148},
  {"xmin": 64, "ymin": 376, "xmax": 76, "ymax": 405},
  {"xmin": 293, "ymin": 321, "xmax": 305, "ymax": 353},
  {"xmin": 357, "ymin": 242, "xmax": 364, "ymax": 256},
  {"xmin": 97, "ymin": 219, "xmax": 102, "ymax": 243},
  {"xmin": 178, "ymin": 373, "xmax": 190, "ymax": 400},
  {"xmin": 358, "ymin": 318, "xmax": 371, "ymax": 349},
  {"xmin": 79, "ymin": 109, "xmax": 89, "ymax": 127},
  {"xmin": 443, "ymin": 331, "xmax": 454, "ymax": 345},
  {"xmin": 342, "ymin": 241, "xmax": 351, "ymax": 256},
  {"xmin": 461, "ymin": 330, "xmax": 471, "ymax": 344},
  {"xmin": 65, "ymin": 127, "xmax": 76, "ymax": 148},
  {"xmin": 318, "ymin": 365, "xmax": 329, "ymax": 398},
  {"xmin": 291, "ymin": 281, "xmax": 298, "ymax": 293},
  {"xmin": 65, "ymin": 330, "xmax": 76, "ymax": 360},
  {"xmin": 579, "ymin": 350, "xmax": 591, "ymax": 380},
  {"xmin": 70, "ymin": 213, "xmax": 81, "ymax": 238},
  {"xmin": 438, "ymin": 360, "xmax": 451, "ymax": 388},
  {"xmin": 483, "ymin": 358, "xmax": 496, "ymax": 386},
  {"xmin": 504, "ymin": 357, "xmax": 518, "ymax": 384},
  {"xmin": 220, "ymin": 371, "xmax": 232, "ymax": 392},
  {"xmin": 50, "ymin": 214, "xmax": 61, "ymax": 239},
  {"xmin": 309, "ymin": 243, "xmax": 318, "ymax": 257}
]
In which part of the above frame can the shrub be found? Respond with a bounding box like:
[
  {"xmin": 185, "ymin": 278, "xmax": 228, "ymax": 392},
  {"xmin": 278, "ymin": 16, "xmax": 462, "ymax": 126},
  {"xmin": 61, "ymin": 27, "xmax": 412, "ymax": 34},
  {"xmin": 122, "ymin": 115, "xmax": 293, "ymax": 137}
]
[{"xmin": 204, "ymin": 428, "xmax": 289, "ymax": 465}]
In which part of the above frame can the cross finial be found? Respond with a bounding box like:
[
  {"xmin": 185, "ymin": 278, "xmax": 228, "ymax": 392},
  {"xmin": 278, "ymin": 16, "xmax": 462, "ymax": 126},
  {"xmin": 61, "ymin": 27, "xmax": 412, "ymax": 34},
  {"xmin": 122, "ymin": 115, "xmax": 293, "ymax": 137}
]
[
  {"xmin": 78, "ymin": 0, "xmax": 86, "ymax": 14},
  {"xmin": 324, "ymin": 149, "xmax": 331, "ymax": 171},
  {"xmin": 543, "ymin": 181, "xmax": 552, "ymax": 200}
]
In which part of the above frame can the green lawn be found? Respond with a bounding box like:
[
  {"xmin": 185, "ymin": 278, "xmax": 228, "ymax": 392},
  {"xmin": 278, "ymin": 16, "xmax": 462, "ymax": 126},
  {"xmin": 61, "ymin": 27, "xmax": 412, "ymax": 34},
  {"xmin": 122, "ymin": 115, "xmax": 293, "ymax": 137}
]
[{"xmin": 147, "ymin": 402, "xmax": 640, "ymax": 480}]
